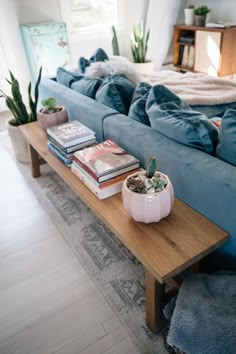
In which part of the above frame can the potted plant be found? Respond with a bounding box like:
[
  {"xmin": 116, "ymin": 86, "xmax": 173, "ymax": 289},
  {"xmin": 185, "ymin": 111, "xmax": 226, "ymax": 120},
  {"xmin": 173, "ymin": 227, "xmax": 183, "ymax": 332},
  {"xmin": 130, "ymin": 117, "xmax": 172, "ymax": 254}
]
[
  {"xmin": 122, "ymin": 157, "xmax": 174, "ymax": 223},
  {"xmin": 130, "ymin": 21, "xmax": 153, "ymax": 75},
  {"xmin": 194, "ymin": 6, "xmax": 210, "ymax": 26},
  {"xmin": 184, "ymin": 5, "xmax": 195, "ymax": 25},
  {"xmin": 37, "ymin": 97, "xmax": 68, "ymax": 132},
  {"xmin": 0, "ymin": 67, "xmax": 42, "ymax": 163}
]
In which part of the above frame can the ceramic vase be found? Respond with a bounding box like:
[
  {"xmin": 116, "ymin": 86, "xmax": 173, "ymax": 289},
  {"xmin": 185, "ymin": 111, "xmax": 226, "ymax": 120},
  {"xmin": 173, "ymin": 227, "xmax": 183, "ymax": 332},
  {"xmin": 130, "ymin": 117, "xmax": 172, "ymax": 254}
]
[
  {"xmin": 37, "ymin": 107, "xmax": 68, "ymax": 132},
  {"xmin": 7, "ymin": 120, "xmax": 29, "ymax": 163},
  {"xmin": 122, "ymin": 171, "xmax": 174, "ymax": 223},
  {"xmin": 194, "ymin": 15, "xmax": 207, "ymax": 26},
  {"xmin": 184, "ymin": 8, "xmax": 194, "ymax": 26},
  {"xmin": 132, "ymin": 61, "xmax": 154, "ymax": 76}
]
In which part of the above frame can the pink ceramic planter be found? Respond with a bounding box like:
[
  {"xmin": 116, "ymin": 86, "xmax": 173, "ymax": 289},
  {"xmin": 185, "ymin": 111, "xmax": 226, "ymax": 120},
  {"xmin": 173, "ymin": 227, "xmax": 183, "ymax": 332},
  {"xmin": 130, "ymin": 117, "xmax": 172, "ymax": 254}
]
[
  {"xmin": 122, "ymin": 171, "xmax": 174, "ymax": 223},
  {"xmin": 37, "ymin": 107, "xmax": 68, "ymax": 132}
]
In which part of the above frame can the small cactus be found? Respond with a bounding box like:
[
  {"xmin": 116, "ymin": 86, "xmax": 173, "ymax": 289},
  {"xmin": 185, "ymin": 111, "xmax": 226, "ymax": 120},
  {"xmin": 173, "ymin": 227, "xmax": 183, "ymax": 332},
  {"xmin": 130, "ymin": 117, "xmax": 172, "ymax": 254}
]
[{"xmin": 146, "ymin": 157, "xmax": 157, "ymax": 178}]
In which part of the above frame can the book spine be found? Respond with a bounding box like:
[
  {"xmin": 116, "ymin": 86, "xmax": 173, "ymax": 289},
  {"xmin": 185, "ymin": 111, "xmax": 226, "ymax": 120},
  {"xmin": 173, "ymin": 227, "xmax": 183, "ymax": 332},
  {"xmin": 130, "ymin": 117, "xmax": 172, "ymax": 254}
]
[
  {"xmin": 73, "ymin": 155, "xmax": 99, "ymax": 182},
  {"xmin": 48, "ymin": 141, "xmax": 73, "ymax": 159},
  {"xmin": 73, "ymin": 161, "xmax": 141, "ymax": 189},
  {"xmin": 48, "ymin": 144, "xmax": 72, "ymax": 167},
  {"xmin": 71, "ymin": 164, "xmax": 122, "ymax": 199}
]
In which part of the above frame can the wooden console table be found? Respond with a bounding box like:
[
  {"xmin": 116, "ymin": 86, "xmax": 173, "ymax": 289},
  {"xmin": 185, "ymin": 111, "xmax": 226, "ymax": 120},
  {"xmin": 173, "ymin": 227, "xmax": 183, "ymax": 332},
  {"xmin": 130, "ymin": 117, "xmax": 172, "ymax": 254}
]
[{"xmin": 20, "ymin": 122, "xmax": 229, "ymax": 333}]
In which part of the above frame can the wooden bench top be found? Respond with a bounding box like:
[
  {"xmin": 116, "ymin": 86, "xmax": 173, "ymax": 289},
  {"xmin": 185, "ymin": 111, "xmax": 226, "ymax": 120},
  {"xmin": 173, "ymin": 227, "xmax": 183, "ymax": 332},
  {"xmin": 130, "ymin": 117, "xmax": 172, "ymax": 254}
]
[{"xmin": 20, "ymin": 122, "xmax": 229, "ymax": 284}]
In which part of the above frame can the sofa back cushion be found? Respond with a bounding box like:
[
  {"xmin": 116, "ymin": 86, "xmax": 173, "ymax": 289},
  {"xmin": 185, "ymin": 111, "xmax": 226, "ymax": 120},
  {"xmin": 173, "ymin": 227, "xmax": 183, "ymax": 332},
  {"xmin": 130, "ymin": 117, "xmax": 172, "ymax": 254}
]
[
  {"xmin": 95, "ymin": 75, "xmax": 136, "ymax": 115},
  {"xmin": 128, "ymin": 82, "xmax": 151, "ymax": 126},
  {"xmin": 147, "ymin": 85, "xmax": 219, "ymax": 154},
  {"xmin": 57, "ymin": 67, "xmax": 83, "ymax": 87},
  {"xmin": 71, "ymin": 77, "xmax": 103, "ymax": 99},
  {"xmin": 216, "ymin": 109, "xmax": 236, "ymax": 166}
]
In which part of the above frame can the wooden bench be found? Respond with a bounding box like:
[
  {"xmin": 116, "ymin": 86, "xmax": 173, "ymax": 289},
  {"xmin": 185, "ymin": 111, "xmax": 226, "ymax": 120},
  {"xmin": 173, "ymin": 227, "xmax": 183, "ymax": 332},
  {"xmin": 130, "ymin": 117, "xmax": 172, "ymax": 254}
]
[{"xmin": 20, "ymin": 122, "xmax": 229, "ymax": 333}]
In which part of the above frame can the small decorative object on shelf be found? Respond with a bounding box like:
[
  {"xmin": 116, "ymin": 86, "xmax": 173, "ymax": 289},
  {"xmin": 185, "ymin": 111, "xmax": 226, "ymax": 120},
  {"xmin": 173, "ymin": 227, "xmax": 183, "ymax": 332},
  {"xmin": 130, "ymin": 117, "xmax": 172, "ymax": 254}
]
[
  {"xmin": 122, "ymin": 157, "xmax": 174, "ymax": 223},
  {"xmin": 0, "ymin": 67, "xmax": 42, "ymax": 163},
  {"xmin": 37, "ymin": 97, "xmax": 68, "ymax": 132},
  {"xmin": 184, "ymin": 5, "xmax": 195, "ymax": 26},
  {"xmin": 194, "ymin": 6, "xmax": 210, "ymax": 26}
]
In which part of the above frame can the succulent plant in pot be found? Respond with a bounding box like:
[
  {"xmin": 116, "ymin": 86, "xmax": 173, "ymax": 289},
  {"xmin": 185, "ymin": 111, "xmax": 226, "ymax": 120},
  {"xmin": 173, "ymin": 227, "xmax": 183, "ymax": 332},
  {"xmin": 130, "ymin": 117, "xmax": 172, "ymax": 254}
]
[
  {"xmin": 0, "ymin": 67, "xmax": 42, "ymax": 163},
  {"xmin": 194, "ymin": 6, "xmax": 210, "ymax": 26},
  {"xmin": 122, "ymin": 157, "xmax": 174, "ymax": 223},
  {"xmin": 37, "ymin": 97, "xmax": 68, "ymax": 132}
]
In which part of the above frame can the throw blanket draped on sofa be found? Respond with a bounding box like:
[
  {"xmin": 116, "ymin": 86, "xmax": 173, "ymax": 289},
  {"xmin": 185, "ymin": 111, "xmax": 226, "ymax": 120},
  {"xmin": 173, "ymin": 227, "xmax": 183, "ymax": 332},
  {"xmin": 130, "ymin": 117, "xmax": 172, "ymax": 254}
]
[{"xmin": 142, "ymin": 70, "xmax": 236, "ymax": 106}]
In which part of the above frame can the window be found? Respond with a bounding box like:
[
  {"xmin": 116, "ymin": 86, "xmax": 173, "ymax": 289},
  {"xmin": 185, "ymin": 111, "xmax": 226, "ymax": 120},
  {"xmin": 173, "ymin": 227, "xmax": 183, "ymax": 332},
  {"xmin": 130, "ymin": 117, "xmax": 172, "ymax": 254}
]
[{"xmin": 70, "ymin": 0, "xmax": 119, "ymax": 30}]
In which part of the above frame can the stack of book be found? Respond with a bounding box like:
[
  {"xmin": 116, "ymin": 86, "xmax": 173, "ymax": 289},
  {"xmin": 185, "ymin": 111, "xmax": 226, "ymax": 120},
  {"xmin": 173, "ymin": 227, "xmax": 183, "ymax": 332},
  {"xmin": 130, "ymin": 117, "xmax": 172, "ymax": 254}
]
[
  {"xmin": 47, "ymin": 121, "xmax": 96, "ymax": 167},
  {"xmin": 71, "ymin": 139, "xmax": 140, "ymax": 199}
]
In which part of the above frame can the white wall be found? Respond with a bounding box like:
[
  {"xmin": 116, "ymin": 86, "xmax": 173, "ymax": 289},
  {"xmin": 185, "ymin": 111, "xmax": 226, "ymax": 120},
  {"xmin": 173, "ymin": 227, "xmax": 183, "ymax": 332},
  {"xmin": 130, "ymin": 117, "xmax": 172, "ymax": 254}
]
[
  {"xmin": 16, "ymin": 0, "xmax": 61, "ymax": 24},
  {"xmin": 0, "ymin": 0, "xmax": 31, "ymax": 112},
  {"xmin": 186, "ymin": 0, "xmax": 236, "ymax": 22}
]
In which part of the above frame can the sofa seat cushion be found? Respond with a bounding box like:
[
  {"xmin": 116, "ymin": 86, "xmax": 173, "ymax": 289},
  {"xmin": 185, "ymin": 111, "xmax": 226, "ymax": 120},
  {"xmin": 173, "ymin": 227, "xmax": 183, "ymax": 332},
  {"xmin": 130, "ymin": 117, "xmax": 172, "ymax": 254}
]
[
  {"xmin": 128, "ymin": 82, "xmax": 151, "ymax": 126},
  {"xmin": 146, "ymin": 85, "xmax": 219, "ymax": 155},
  {"xmin": 56, "ymin": 67, "xmax": 83, "ymax": 87},
  {"xmin": 95, "ymin": 75, "xmax": 136, "ymax": 115},
  {"xmin": 216, "ymin": 109, "xmax": 236, "ymax": 166},
  {"xmin": 71, "ymin": 77, "xmax": 103, "ymax": 99}
]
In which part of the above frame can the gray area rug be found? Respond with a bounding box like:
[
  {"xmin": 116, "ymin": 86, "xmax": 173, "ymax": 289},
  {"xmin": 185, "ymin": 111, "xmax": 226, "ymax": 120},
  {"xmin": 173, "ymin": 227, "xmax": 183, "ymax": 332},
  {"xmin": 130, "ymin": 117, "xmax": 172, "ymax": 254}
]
[{"xmin": 2, "ymin": 135, "xmax": 167, "ymax": 354}]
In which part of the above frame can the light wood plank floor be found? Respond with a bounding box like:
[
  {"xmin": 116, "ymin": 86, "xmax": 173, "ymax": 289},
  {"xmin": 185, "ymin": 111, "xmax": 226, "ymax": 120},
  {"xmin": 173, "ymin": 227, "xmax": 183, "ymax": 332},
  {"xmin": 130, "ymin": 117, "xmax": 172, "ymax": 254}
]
[{"xmin": 0, "ymin": 120, "xmax": 139, "ymax": 354}]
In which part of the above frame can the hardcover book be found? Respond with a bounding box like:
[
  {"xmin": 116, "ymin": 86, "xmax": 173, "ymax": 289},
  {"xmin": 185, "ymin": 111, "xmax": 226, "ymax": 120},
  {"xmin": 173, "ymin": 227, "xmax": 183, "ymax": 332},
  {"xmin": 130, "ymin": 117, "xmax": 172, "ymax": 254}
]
[
  {"xmin": 73, "ymin": 139, "xmax": 139, "ymax": 179},
  {"xmin": 47, "ymin": 121, "xmax": 96, "ymax": 148},
  {"xmin": 71, "ymin": 163, "xmax": 123, "ymax": 200},
  {"xmin": 48, "ymin": 135, "xmax": 96, "ymax": 153}
]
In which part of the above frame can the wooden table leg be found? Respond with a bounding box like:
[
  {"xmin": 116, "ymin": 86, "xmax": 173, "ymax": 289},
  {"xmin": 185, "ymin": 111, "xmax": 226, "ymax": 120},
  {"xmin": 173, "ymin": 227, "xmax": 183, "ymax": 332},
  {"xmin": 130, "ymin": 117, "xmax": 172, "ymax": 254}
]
[
  {"xmin": 146, "ymin": 269, "xmax": 166, "ymax": 333},
  {"xmin": 28, "ymin": 144, "xmax": 40, "ymax": 178}
]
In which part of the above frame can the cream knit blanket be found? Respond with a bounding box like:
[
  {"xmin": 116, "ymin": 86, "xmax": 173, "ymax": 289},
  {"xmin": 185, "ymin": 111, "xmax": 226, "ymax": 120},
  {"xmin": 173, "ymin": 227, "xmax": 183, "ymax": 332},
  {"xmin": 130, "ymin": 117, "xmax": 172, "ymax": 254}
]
[{"xmin": 142, "ymin": 70, "xmax": 236, "ymax": 106}]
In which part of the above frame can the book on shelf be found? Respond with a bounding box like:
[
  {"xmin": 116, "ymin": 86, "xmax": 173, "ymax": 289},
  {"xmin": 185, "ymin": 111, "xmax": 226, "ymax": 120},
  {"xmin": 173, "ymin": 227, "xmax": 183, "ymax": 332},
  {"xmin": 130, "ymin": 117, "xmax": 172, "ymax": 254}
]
[
  {"xmin": 73, "ymin": 160, "xmax": 141, "ymax": 189},
  {"xmin": 178, "ymin": 36, "xmax": 194, "ymax": 44},
  {"xmin": 73, "ymin": 139, "xmax": 140, "ymax": 183},
  {"xmin": 47, "ymin": 121, "xmax": 96, "ymax": 148},
  {"xmin": 206, "ymin": 22, "xmax": 236, "ymax": 28},
  {"xmin": 181, "ymin": 45, "xmax": 190, "ymax": 67},
  {"xmin": 178, "ymin": 45, "xmax": 185, "ymax": 65},
  {"xmin": 48, "ymin": 135, "xmax": 96, "ymax": 154},
  {"xmin": 188, "ymin": 46, "xmax": 195, "ymax": 69},
  {"xmin": 180, "ymin": 45, "xmax": 195, "ymax": 69},
  {"xmin": 71, "ymin": 162, "xmax": 124, "ymax": 199}
]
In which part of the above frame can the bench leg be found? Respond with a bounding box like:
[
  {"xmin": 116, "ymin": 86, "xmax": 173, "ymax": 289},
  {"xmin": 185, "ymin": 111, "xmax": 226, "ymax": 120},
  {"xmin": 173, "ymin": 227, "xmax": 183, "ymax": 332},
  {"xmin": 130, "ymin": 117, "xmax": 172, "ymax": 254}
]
[
  {"xmin": 28, "ymin": 144, "xmax": 40, "ymax": 178},
  {"xmin": 145, "ymin": 269, "xmax": 166, "ymax": 333}
]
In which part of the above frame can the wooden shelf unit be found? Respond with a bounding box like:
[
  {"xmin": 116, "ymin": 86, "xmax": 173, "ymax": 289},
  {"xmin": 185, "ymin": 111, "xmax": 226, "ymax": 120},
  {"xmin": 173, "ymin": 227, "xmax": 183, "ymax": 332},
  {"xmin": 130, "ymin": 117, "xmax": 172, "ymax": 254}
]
[{"xmin": 173, "ymin": 24, "xmax": 236, "ymax": 76}]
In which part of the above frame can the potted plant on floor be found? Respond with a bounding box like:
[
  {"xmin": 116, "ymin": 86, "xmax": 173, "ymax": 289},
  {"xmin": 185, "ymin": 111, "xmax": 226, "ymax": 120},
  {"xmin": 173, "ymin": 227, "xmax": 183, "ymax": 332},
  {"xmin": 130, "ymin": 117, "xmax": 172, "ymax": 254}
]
[
  {"xmin": 37, "ymin": 97, "xmax": 68, "ymax": 132},
  {"xmin": 194, "ymin": 6, "xmax": 210, "ymax": 26},
  {"xmin": 122, "ymin": 157, "xmax": 174, "ymax": 223},
  {"xmin": 0, "ymin": 67, "xmax": 42, "ymax": 163},
  {"xmin": 130, "ymin": 21, "xmax": 153, "ymax": 75}
]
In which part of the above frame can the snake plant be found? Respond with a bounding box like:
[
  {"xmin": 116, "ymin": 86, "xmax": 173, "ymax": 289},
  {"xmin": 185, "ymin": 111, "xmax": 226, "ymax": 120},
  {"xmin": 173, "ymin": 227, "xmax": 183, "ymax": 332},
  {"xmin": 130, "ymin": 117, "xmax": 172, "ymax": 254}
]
[
  {"xmin": 130, "ymin": 21, "xmax": 150, "ymax": 63},
  {"xmin": 0, "ymin": 66, "xmax": 42, "ymax": 126}
]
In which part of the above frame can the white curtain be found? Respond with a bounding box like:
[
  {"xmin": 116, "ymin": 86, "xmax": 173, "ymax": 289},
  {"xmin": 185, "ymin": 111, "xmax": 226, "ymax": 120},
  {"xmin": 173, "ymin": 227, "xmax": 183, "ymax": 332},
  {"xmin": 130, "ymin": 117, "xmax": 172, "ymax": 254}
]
[{"xmin": 145, "ymin": 0, "xmax": 182, "ymax": 70}]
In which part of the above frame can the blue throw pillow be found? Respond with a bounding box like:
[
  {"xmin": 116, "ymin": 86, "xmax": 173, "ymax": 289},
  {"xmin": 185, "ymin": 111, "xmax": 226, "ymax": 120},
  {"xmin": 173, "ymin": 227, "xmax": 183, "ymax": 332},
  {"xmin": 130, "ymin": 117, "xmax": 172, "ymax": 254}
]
[
  {"xmin": 147, "ymin": 85, "xmax": 219, "ymax": 154},
  {"xmin": 128, "ymin": 82, "xmax": 151, "ymax": 126},
  {"xmin": 78, "ymin": 48, "xmax": 109, "ymax": 73},
  {"xmin": 95, "ymin": 75, "xmax": 136, "ymax": 114},
  {"xmin": 71, "ymin": 77, "xmax": 103, "ymax": 99},
  {"xmin": 56, "ymin": 67, "xmax": 83, "ymax": 87},
  {"xmin": 216, "ymin": 109, "xmax": 236, "ymax": 165}
]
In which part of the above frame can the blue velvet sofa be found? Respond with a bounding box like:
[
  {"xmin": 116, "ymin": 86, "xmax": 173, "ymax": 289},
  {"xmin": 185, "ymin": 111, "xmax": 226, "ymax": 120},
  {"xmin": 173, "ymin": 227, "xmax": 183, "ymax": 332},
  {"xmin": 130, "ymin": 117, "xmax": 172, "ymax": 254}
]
[{"xmin": 39, "ymin": 77, "xmax": 236, "ymax": 270}]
